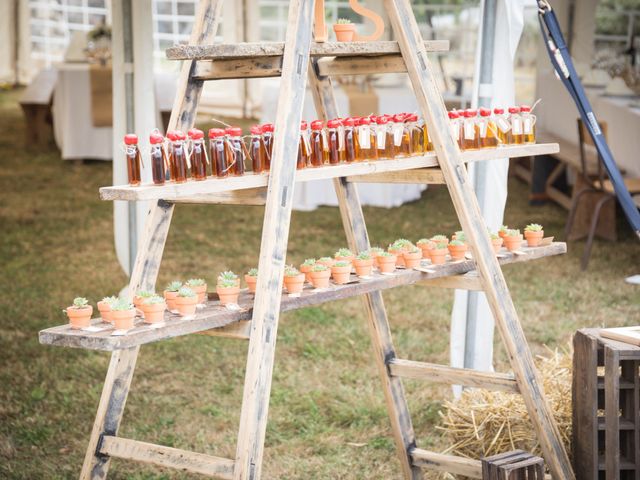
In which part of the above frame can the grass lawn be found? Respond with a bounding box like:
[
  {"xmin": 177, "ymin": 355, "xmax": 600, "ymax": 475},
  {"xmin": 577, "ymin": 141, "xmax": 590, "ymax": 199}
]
[{"xmin": 0, "ymin": 88, "xmax": 638, "ymax": 479}]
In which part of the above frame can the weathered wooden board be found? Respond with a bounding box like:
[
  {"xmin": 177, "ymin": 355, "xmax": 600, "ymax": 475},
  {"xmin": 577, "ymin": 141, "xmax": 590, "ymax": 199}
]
[
  {"xmin": 346, "ymin": 168, "xmax": 445, "ymax": 185},
  {"xmin": 411, "ymin": 448, "xmax": 482, "ymax": 478},
  {"xmin": 166, "ymin": 40, "xmax": 450, "ymax": 60},
  {"xmin": 99, "ymin": 143, "xmax": 559, "ymax": 202}
]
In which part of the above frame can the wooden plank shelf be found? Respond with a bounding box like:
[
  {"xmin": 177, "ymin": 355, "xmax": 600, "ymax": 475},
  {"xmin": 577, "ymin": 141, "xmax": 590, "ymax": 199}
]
[
  {"xmin": 39, "ymin": 242, "xmax": 566, "ymax": 352},
  {"xmin": 99, "ymin": 143, "xmax": 559, "ymax": 202},
  {"xmin": 166, "ymin": 40, "xmax": 450, "ymax": 61}
]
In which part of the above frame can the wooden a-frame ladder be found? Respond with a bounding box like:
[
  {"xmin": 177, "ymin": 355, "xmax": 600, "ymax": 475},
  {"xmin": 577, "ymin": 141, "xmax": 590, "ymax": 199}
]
[{"xmin": 78, "ymin": 1, "xmax": 575, "ymax": 479}]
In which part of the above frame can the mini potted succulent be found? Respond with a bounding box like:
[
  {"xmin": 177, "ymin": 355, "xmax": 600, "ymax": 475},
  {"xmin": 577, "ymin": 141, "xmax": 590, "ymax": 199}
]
[
  {"xmin": 503, "ymin": 229, "xmax": 523, "ymax": 252},
  {"xmin": 283, "ymin": 266, "xmax": 305, "ymax": 294},
  {"xmin": 300, "ymin": 259, "xmax": 316, "ymax": 283},
  {"xmin": 97, "ymin": 295, "xmax": 117, "ymax": 323},
  {"xmin": 334, "ymin": 248, "xmax": 355, "ymax": 263},
  {"xmin": 140, "ymin": 295, "xmax": 166, "ymax": 324},
  {"xmin": 389, "ymin": 239, "xmax": 414, "ymax": 267},
  {"xmin": 245, "ymin": 268, "xmax": 258, "ymax": 293},
  {"xmin": 448, "ymin": 239, "xmax": 468, "ymax": 261},
  {"xmin": 430, "ymin": 234, "xmax": 449, "ymax": 245},
  {"xmin": 490, "ymin": 232, "xmax": 503, "ymax": 254},
  {"xmin": 133, "ymin": 290, "xmax": 154, "ymax": 310},
  {"xmin": 186, "ymin": 278, "xmax": 207, "ymax": 303},
  {"xmin": 216, "ymin": 272, "xmax": 241, "ymax": 305},
  {"xmin": 402, "ymin": 245, "xmax": 422, "ymax": 268},
  {"xmin": 451, "ymin": 230, "xmax": 466, "ymax": 242},
  {"xmin": 66, "ymin": 297, "xmax": 93, "ymax": 330},
  {"xmin": 331, "ymin": 260, "xmax": 352, "ymax": 285},
  {"xmin": 524, "ymin": 223, "xmax": 544, "ymax": 247},
  {"xmin": 368, "ymin": 247, "xmax": 384, "ymax": 267},
  {"xmin": 163, "ymin": 281, "xmax": 182, "ymax": 312},
  {"xmin": 416, "ymin": 238, "xmax": 435, "ymax": 259},
  {"xmin": 111, "ymin": 298, "xmax": 136, "ymax": 330},
  {"xmin": 377, "ymin": 251, "xmax": 397, "ymax": 273},
  {"xmin": 498, "ymin": 225, "xmax": 509, "ymax": 239},
  {"xmin": 353, "ymin": 251, "xmax": 374, "ymax": 277},
  {"xmin": 175, "ymin": 286, "xmax": 199, "ymax": 316},
  {"xmin": 333, "ymin": 18, "xmax": 356, "ymax": 42},
  {"xmin": 317, "ymin": 256, "xmax": 335, "ymax": 268},
  {"xmin": 430, "ymin": 242, "xmax": 448, "ymax": 265},
  {"xmin": 310, "ymin": 263, "xmax": 331, "ymax": 289}
]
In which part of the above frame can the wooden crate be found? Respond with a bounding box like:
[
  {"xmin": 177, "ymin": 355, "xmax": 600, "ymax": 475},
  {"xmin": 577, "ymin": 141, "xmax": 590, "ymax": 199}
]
[
  {"xmin": 573, "ymin": 329, "xmax": 640, "ymax": 480},
  {"xmin": 481, "ymin": 450, "xmax": 545, "ymax": 479}
]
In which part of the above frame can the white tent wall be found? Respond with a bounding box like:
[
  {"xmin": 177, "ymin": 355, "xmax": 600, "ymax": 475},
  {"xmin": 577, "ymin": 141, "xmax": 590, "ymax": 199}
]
[{"xmin": 1, "ymin": 0, "xmax": 33, "ymax": 85}]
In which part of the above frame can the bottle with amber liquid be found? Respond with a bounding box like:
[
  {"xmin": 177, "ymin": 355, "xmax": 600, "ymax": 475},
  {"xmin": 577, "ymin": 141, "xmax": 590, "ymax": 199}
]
[
  {"xmin": 326, "ymin": 119, "xmax": 342, "ymax": 165},
  {"xmin": 477, "ymin": 108, "xmax": 498, "ymax": 148},
  {"xmin": 188, "ymin": 128, "xmax": 208, "ymax": 180},
  {"xmin": 356, "ymin": 117, "xmax": 376, "ymax": 161},
  {"xmin": 342, "ymin": 117, "xmax": 358, "ymax": 163},
  {"xmin": 375, "ymin": 115, "xmax": 395, "ymax": 159},
  {"xmin": 520, "ymin": 105, "xmax": 536, "ymax": 144},
  {"xmin": 448, "ymin": 111, "xmax": 462, "ymax": 148},
  {"xmin": 124, "ymin": 134, "xmax": 142, "ymax": 185},
  {"xmin": 170, "ymin": 131, "xmax": 188, "ymax": 183},
  {"xmin": 261, "ymin": 123, "xmax": 274, "ymax": 170},
  {"xmin": 493, "ymin": 108, "xmax": 511, "ymax": 146},
  {"xmin": 460, "ymin": 109, "xmax": 480, "ymax": 151},
  {"xmin": 406, "ymin": 114, "xmax": 424, "ymax": 156},
  {"xmin": 297, "ymin": 121, "xmax": 310, "ymax": 169},
  {"xmin": 310, "ymin": 120, "xmax": 328, "ymax": 167},
  {"xmin": 392, "ymin": 113, "xmax": 411, "ymax": 158},
  {"xmin": 149, "ymin": 132, "xmax": 167, "ymax": 185},
  {"xmin": 208, "ymin": 128, "xmax": 227, "ymax": 178},
  {"xmin": 508, "ymin": 106, "xmax": 523, "ymax": 144},
  {"xmin": 165, "ymin": 130, "xmax": 178, "ymax": 181},
  {"xmin": 225, "ymin": 127, "xmax": 245, "ymax": 176},
  {"xmin": 249, "ymin": 125, "xmax": 266, "ymax": 173}
]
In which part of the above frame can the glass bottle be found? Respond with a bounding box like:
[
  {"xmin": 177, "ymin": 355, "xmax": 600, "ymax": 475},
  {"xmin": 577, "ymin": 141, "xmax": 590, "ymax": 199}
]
[
  {"xmin": 375, "ymin": 115, "xmax": 395, "ymax": 159},
  {"xmin": 392, "ymin": 113, "xmax": 411, "ymax": 158},
  {"xmin": 225, "ymin": 127, "xmax": 245, "ymax": 176},
  {"xmin": 336, "ymin": 119, "xmax": 346, "ymax": 163},
  {"xmin": 326, "ymin": 119, "xmax": 342, "ymax": 165},
  {"xmin": 448, "ymin": 111, "xmax": 462, "ymax": 149},
  {"xmin": 124, "ymin": 134, "xmax": 142, "ymax": 186},
  {"xmin": 342, "ymin": 117, "xmax": 358, "ymax": 163},
  {"xmin": 493, "ymin": 108, "xmax": 511, "ymax": 146},
  {"xmin": 297, "ymin": 121, "xmax": 310, "ymax": 170},
  {"xmin": 520, "ymin": 105, "xmax": 536, "ymax": 144},
  {"xmin": 208, "ymin": 128, "xmax": 227, "ymax": 178},
  {"xmin": 407, "ymin": 114, "xmax": 424, "ymax": 156},
  {"xmin": 509, "ymin": 106, "xmax": 523, "ymax": 144},
  {"xmin": 166, "ymin": 130, "xmax": 178, "ymax": 181},
  {"xmin": 356, "ymin": 117, "xmax": 376, "ymax": 161},
  {"xmin": 261, "ymin": 123, "xmax": 274, "ymax": 170},
  {"xmin": 310, "ymin": 120, "xmax": 328, "ymax": 167},
  {"xmin": 149, "ymin": 131, "xmax": 167, "ymax": 185},
  {"xmin": 478, "ymin": 107, "xmax": 498, "ymax": 148},
  {"xmin": 461, "ymin": 109, "xmax": 480, "ymax": 151},
  {"xmin": 421, "ymin": 116, "xmax": 434, "ymax": 152},
  {"xmin": 188, "ymin": 128, "xmax": 208, "ymax": 180},
  {"xmin": 249, "ymin": 125, "xmax": 266, "ymax": 173},
  {"xmin": 172, "ymin": 131, "xmax": 188, "ymax": 183}
]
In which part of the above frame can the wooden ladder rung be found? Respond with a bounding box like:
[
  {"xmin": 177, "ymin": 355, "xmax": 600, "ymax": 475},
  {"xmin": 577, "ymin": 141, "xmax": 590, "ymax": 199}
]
[
  {"xmin": 346, "ymin": 168, "xmax": 445, "ymax": 185},
  {"xmin": 410, "ymin": 448, "xmax": 482, "ymax": 478},
  {"xmin": 99, "ymin": 436, "xmax": 235, "ymax": 479},
  {"xmin": 388, "ymin": 358, "xmax": 519, "ymax": 392}
]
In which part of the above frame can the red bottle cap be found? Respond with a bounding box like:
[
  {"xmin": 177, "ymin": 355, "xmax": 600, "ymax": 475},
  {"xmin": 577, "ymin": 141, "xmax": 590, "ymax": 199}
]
[
  {"xmin": 227, "ymin": 127, "xmax": 242, "ymax": 136},
  {"xmin": 392, "ymin": 113, "xmax": 406, "ymax": 123},
  {"xmin": 493, "ymin": 108, "xmax": 504, "ymax": 115},
  {"xmin": 124, "ymin": 134, "xmax": 138, "ymax": 145},
  {"xmin": 250, "ymin": 125, "xmax": 262, "ymax": 135},
  {"xmin": 448, "ymin": 111, "xmax": 460, "ymax": 119},
  {"xmin": 208, "ymin": 128, "xmax": 225, "ymax": 139},
  {"xmin": 327, "ymin": 119, "xmax": 341, "ymax": 128},
  {"xmin": 479, "ymin": 107, "xmax": 492, "ymax": 117},
  {"xmin": 520, "ymin": 105, "xmax": 531, "ymax": 112},
  {"xmin": 262, "ymin": 123, "xmax": 274, "ymax": 133},
  {"xmin": 166, "ymin": 130, "xmax": 177, "ymax": 141},
  {"xmin": 407, "ymin": 114, "xmax": 418, "ymax": 122},
  {"xmin": 375, "ymin": 116, "xmax": 389, "ymax": 125},
  {"xmin": 175, "ymin": 130, "xmax": 186, "ymax": 140},
  {"xmin": 311, "ymin": 120, "xmax": 324, "ymax": 131},
  {"xmin": 465, "ymin": 109, "xmax": 477, "ymax": 117},
  {"xmin": 342, "ymin": 117, "xmax": 355, "ymax": 127},
  {"xmin": 359, "ymin": 117, "xmax": 371, "ymax": 126},
  {"xmin": 188, "ymin": 128, "xmax": 204, "ymax": 140},
  {"xmin": 508, "ymin": 106, "xmax": 520, "ymax": 114},
  {"xmin": 300, "ymin": 121, "xmax": 308, "ymax": 130},
  {"xmin": 149, "ymin": 132, "xmax": 164, "ymax": 144}
]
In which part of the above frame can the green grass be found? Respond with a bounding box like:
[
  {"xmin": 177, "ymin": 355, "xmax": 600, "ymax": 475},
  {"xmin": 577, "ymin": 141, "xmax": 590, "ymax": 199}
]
[{"xmin": 0, "ymin": 88, "xmax": 639, "ymax": 479}]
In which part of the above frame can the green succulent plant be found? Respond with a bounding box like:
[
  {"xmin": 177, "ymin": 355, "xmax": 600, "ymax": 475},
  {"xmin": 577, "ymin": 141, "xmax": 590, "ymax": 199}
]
[
  {"xmin": 217, "ymin": 278, "xmax": 238, "ymax": 288},
  {"xmin": 136, "ymin": 290, "xmax": 154, "ymax": 298},
  {"xmin": 499, "ymin": 225, "xmax": 509, "ymax": 233},
  {"xmin": 416, "ymin": 238, "xmax": 429, "ymax": 245},
  {"xmin": 247, "ymin": 268, "xmax": 258, "ymax": 277},
  {"xmin": 335, "ymin": 248, "xmax": 354, "ymax": 258},
  {"xmin": 165, "ymin": 281, "xmax": 182, "ymax": 292},
  {"xmin": 356, "ymin": 251, "xmax": 371, "ymax": 260},
  {"xmin": 217, "ymin": 271, "xmax": 238, "ymax": 283},
  {"xmin": 449, "ymin": 239, "xmax": 465, "ymax": 247},
  {"xmin": 369, "ymin": 247, "xmax": 384, "ymax": 255},
  {"xmin": 378, "ymin": 251, "xmax": 393, "ymax": 257},
  {"xmin": 302, "ymin": 258, "xmax": 316, "ymax": 266},
  {"xmin": 430, "ymin": 234, "xmax": 448, "ymax": 242},
  {"xmin": 453, "ymin": 230, "xmax": 466, "ymax": 242},
  {"xmin": 177, "ymin": 287, "xmax": 196, "ymax": 298},
  {"xmin": 318, "ymin": 257, "xmax": 333, "ymax": 263},
  {"xmin": 390, "ymin": 238, "xmax": 413, "ymax": 250},
  {"xmin": 433, "ymin": 242, "xmax": 448, "ymax": 250},
  {"xmin": 72, "ymin": 297, "xmax": 89, "ymax": 308},
  {"xmin": 101, "ymin": 295, "xmax": 118, "ymax": 305},
  {"xmin": 285, "ymin": 265, "xmax": 300, "ymax": 277},
  {"xmin": 525, "ymin": 223, "xmax": 543, "ymax": 232},
  {"xmin": 186, "ymin": 278, "xmax": 206, "ymax": 287},
  {"xmin": 144, "ymin": 295, "xmax": 165, "ymax": 305},
  {"xmin": 336, "ymin": 17, "xmax": 352, "ymax": 24},
  {"xmin": 333, "ymin": 260, "xmax": 351, "ymax": 268},
  {"xmin": 111, "ymin": 298, "xmax": 134, "ymax": 311},
  {"xmin": 489, "ymin": 232, "xmax": 499, "ymax": 240},
  {"xmin": 407, "ymin": 245, "xmax": 421, "ymax": 254},
  {"xmin": 505, "ymin": 229, "xmax": 521, "ymax": 237},
  {"xmin": 312, "ymin": 264, "xmax": 329, "ymax": 272}
]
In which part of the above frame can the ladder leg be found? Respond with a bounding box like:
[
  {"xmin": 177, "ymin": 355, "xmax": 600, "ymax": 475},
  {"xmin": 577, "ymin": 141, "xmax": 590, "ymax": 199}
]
[
  {"xmin": 80, "ymin": 200, "xmax": 174, "ymax": 479},
  {"xmin": 384, "ymin": 1, "xmax": 574, "ymax": 479},
  {"xmin": 308, "ymin": 64, "xmax": 422, "ymax": 480},
  {"xmin": 233, "ymin": 1, "xmax": 314, "ymax": 479}
]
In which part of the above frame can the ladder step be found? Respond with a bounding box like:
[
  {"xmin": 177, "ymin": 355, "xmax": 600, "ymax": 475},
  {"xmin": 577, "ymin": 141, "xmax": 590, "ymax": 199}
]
[
  {"xmin": 166, "ymin": 40, "xmax": 450, "ymax": 61},
  {"xmin": 99, "ymin": 436, "xmax": 235, "ymax": 479},
  {"xmin": 346, "ymin": 168, "xmax": 445, "ymax": 185},
  {"xmin": 410, "ymin": 448, "xmax": 482, "ymax": 478},
  {"xmin": 388, "ymin": 358, "xmax": 519, "ymax": 392}
]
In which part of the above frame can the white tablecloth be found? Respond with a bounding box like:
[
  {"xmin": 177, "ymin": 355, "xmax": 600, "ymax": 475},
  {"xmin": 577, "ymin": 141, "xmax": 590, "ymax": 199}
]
[
  {"xmin": 52, "ymin": 63, "xmax": 177, "ymax": 161},
  {"xmin": 260, "ymin": 81, "xmax": 426, "ymax": 210}
]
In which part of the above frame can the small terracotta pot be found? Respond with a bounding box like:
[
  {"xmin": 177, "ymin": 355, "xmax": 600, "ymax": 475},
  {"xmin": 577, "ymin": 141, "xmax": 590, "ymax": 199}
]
[
  {"xmin": 448, "ymin": 243, "xmax": 468, "ymax": 261},
  {"xmin": 310, "ymin": 269, "xmax": 331, "ymax": 289},
  {"xmin": 402, "ymin": 250, "xmax": 422, "ymax": 269},
  {"xmin": 333, "ymin": 23, "xmax": 356, "ymax": 42},
  {"xmin": 331, "ymin": 264, "xmax": 352, "ymax": 285},
  {"xmin": 164, "ymin": 290, "xmax": 179, "ymax": 311},
  {"xmin": 378, "ymin": 255, "xmax": 397, "ymax": 273},
  {"xmin": 141, "ymin": 302, "xmax": 166, "ymax": 324},
  {"xmin": 133, "ymin": 296, "xmax": 144, "ymax": 310},
  {"xmin": 524, "ymin": 230, "xmax": 544, "ymax": 247},
  {"xmin": 353, "ymin": 257, "xmax": 374, "ymax": 277},
  {"xmin": 417, "ymin": 242, "xmax": 433, "ymax": 259},
  {"xmin": 97, "ymin": 301, "xmax": 112, "ymax": 323},
  {"xmin": 388, "ymin": 248, "xmax": 405, "ymax": 267},
  {"xmin": 335, "ymin": 255, "xmax": 355, "ymax": 263},
  {"xmin": 216, "ymin": 286, "xmax": 240, "ymax": 305},
  {"xmin": 67, "ymin": 305, "xmax": 93, "ymax": 330},
  {"xmin": 317, "ymin": 258, "xmax": 335, "ymax": 268},
  {"xmin": 430, "ymin": 249, "xmax": 447, "ymax": 265},
  {"xmin": 491, "ymin": 237, "xmax": 504, "ymax": 254},
  {"xmin": 111, "ymin": 308, "xmax": 136, "ymax": 330},
  {"xmin": 245, "ymin": 275, "xmax": 258, "ymax": 293},
  {"xmin": 189, "ymin": 284, "xmax": 208, "ymax": 304},
  {"xmin": 300, "ymin": 264, "xmax": 313, "ymax": 283},
  {"xmin": 503, "ymin": 235, "xmax": 523, "ymax": 252},
  {"xmin": 498, "ymin": 230, "xmax": 508, "ymax": 239},
  {"xmin": 175, "ymin": 295, "xmax": 199, "ymax": 316},
  {"xmin": 284, "ymin": 273, "xmax": 306, "ymax": 294}
]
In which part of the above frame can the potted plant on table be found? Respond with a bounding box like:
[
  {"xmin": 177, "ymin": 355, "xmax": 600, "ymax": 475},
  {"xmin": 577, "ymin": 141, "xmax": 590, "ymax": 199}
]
[
  {"xmin": 503, "ymin": 229, "xmax": 523, "ymax": 252},
  {"xmin": 66, "ymin": 297, "xmax": 93, "ymax": 330},
  {"xmin": 333, "ymin": 18, "xmax": 356, "ymax": 42},
  {"xmin": 377, "ymin": 251, "xmax": 397, "ymax": 273},
  {"xmin": 451, "ymin": 230, "xmax": 466, "ymax": 242},
  {"xmin": 97, "ymin": 296, "xmax": 116, "ymax": 323},
  {"xmin": 283, "ymin": 266, "xmax": 306, "ymax": 294},
  {"xmin": 416, "ymin": 238, "xmax": 434, "ymax": 259},
  {"xmin": 140, "ymin": 295, "xmax": 166, "ymax": 324},
  {"xmin": 430, "ymin": 234, "xmax": 449, "ymax": 245},
  {"xmin": 216, "ymin": 272, "xmax": 241, "ymax": 305},
  {"xmin": 175, "ymin": 286, "xmax": 199, "ymax": 316},
  {"xmin": 353, "ymin": 251, "xmax": 374, "ymax": 277},
  {"xmin": 448, "ymin": 239, "xmax": 468, "ymax": 261},
  {"xmin": 111, "ymin": 298, "xmax": 136, "ymax": 330},
  {"xmin": 186, "ymin": 278, "xmax": 207, "ymax": 303},
  {"xmin": 163, "ymin": 281, "xmax": 182, "ymax": 312},
  {"xmin": 300, "ymin": 259, "xmax": 316, "ymax": 283},
  {"xmin": 331, "ymin": 260, "xmax": 352, "ymax": 285},
  {"xmin": 402, "ymin": 245, "xmax": 423, "ymax": 268},
  {"xmin": 498, "ymin": 225, "xmax": 509, "ymax": 239},
  {"xmin": 430, "ymin": 242, "xmax": 448, "ymax": 265},
  {"xmin": 490, "ymin": 232, "xmax": 503, "ymax": 254},
  {"xmin": 310, "ymin": 263, "xmax": 331, "ymax": 289},
  {"xmin": 334, "ymin": 248, "xmax": 355, "ymax": 263},
  {"xmin": 245, "ymin": 268, "xmax": 258, "ymax": 293},
  {"xmin": 524, "ymin": 223, "xmax": 544, "ymax": 247},
  {"xmin": 369, "ymin": 247, "xmax": 384, "ymax": 267},
  {"xmin": 317, "ymin": 256, "xmax": 335, "ymax": 268},
  {"xmin": 389, "ymin": 239, "xmax": 414, "ymax": 267},
  {"xmin": 133, "ymin": 290, "xmax": 154, "ymax": 310}
]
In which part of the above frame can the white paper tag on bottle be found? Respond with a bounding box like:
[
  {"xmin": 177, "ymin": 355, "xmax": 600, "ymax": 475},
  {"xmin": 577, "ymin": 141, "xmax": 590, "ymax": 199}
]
[
  {"xmin": 497, "ymin": 117, "xmax": 511, "ymax": 133},
  {"xmin": 125, "ymin": 146, "xmax": 136, "ymax": 156},
  {"xmin": 523, "ymin": 117, "xmax": 532, "ymax": 134},
  {"xmin": 464, "ymin": 121, "xmax": 475, "ymax": 141},
  {"xmin": 377, "ymin": 128, "xmax": 386, "ymax": 149},
  {"xmin": 450, "ymin": 121, "xmax": 459, "ymax": 141},
  {"xmin": 303, "ymin": 132, "xmax": 311, "ymax": 153},
  {"xmin": 393, "ymin": 125, "xmax": 403, "ymax": 147},
  {"xmin": 338, "ymin": 130, "xmax": 345, "ymax": 151},
  {"xmin": 512, "ymin": 118, "xmax": 523, "ymax": 135},
  {"xmin": 359, "ymin": 127, "xmax": 370, "ymax": 149},
  {"xmin": 321, "ymin": 130, "xmax": 329, "ymax": 151},
  {"xmin": 479, "ymin": 121, "xmax": 488, "ymax": 138}
]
